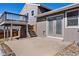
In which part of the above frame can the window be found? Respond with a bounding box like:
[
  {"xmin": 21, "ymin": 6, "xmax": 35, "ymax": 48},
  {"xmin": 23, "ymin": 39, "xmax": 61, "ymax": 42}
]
[
  {"xmin": 48, "ymin": 16, "xmax": 55, "ymax": 35},
  {"xmin": 56, "ymin": 16, "xmax": 62, "ymax": 34},
  {"xmin": 26, "ymin": 13, "xmax": 28, "ymax": 20},
  {"xmin": 67, "ymin": 10, "xmax": 78, "ymax": 26},
  {"xmin": 31, "ymin": 10, "xmax": 34, "ymax": 16}
]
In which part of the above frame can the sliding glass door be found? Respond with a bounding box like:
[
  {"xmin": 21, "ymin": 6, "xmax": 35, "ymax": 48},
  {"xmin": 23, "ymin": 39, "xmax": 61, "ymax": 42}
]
[
  {"xmin": 48, "ymin": 14, "xmax": 63, "ymax": 37},
  {"xmin": 56, "ymin": 16, "xmax": 63, "ymax": 34}
]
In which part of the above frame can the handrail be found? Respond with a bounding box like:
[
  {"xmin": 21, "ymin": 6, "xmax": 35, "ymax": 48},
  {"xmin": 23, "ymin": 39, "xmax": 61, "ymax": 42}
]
[
  {"xmin": 5, "ymin": 11, "xmax": 27, "ymax": 17},
  {"xmin": 5, "ymin": 19, "xmax": 28, "ymax": 22}
]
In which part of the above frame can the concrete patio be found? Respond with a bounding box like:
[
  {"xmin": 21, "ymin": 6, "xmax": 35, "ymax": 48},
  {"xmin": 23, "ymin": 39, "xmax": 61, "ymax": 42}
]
[{"xmin": 4, "ymin": 37, "xmax": 73, "ymax": 56}]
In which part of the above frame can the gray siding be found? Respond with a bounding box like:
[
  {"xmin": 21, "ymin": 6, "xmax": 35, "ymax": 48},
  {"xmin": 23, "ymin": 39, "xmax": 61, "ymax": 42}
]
[{"xmin": 64, "ymin": 28, "xmax": 79, "ymax": 43}]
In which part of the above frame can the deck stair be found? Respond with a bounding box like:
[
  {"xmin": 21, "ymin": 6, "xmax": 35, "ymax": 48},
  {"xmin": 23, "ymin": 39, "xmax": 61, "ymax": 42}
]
[{"xmin": 28, "ymin": 25, "xmax": 37, "ymax": 37}]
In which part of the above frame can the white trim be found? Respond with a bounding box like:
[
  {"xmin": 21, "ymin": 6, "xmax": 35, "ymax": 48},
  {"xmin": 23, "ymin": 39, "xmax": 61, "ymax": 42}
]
[
  {"xmin": 47, "ymin": 36, "xmax": 63, "ymax": 40},
  {"xmin": 65, "ymin": 8, "xmax": 79, "ymax": 28}
]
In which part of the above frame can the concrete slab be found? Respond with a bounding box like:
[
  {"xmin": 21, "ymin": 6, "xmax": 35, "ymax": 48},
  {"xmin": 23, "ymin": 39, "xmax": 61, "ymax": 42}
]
[{"xmin": 4, "ymin": 37, "xmax": 72, "ymax": 56}]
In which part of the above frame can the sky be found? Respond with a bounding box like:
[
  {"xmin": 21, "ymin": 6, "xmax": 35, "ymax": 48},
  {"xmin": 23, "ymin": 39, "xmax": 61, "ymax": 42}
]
[
  {"xmin": 0, "ymin": 3, "xmax": 25, "ymax": 15},
  {"xmin": 0, "ymin": 3, "xmax": 72, "ymax": 15},
  {"xmin": 41, "ymin": 3, "xmax": 72, "ymax": 10}
]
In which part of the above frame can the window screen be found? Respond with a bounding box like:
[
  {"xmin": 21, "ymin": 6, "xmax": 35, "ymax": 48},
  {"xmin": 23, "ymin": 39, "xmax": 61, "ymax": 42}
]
[{"xmin": 67, "ymin": 10, "xmax": 78, "ymax": 26}]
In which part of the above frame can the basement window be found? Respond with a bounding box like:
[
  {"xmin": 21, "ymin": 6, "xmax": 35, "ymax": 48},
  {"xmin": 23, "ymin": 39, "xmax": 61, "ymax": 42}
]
[{"xmin": 67, "ymin": 10, "xmax": 78, "ymax": 26}]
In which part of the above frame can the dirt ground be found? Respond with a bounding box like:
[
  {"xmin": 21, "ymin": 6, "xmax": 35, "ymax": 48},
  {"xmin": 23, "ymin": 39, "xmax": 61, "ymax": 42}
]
[{"xmin": 4, "ymin": 37, "xmax": 73, "ymax": 56}]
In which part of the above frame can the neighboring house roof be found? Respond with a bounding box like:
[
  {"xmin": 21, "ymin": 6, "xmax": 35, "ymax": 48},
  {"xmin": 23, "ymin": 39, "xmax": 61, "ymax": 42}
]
[
  {"xmin": 37, "ymin": 3, "xmax": 79, "ymax": 17},
  {"xmin": 38, "ymin": 5, "xmax": 51, "ymax": 11}
]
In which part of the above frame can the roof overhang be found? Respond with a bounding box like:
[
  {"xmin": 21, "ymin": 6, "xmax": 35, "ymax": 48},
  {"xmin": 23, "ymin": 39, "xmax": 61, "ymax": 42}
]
[{"xmin": 37, "ymin": 3, "xmax": 79, "ymax": 17}]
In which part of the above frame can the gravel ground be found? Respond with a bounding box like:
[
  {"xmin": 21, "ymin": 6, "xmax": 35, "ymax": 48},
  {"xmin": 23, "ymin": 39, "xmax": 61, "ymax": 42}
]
[{"xmin": 55, "ymin": 43, "xmax": 79, "ymax": 56}]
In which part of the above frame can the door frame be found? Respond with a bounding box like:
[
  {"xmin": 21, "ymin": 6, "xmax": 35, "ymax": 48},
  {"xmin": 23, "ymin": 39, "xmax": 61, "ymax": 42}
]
[{"xmin": 47, "ymin": 14, "xmax": 64, "ymax": 40}]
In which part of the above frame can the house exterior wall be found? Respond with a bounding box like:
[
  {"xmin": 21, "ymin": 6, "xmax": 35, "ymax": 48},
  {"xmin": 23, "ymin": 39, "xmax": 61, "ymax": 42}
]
[
  {"xmin": 37, "ymin": 14, "xmax": 64, "ymax": 39},
  {"xmin": 64, "ymin": 28, "xmax": 79, "ymax": 42},
  {"xmin": 27, "ymin": 5, "xmax": 38, "ymax": 32},
  {"xmin": 27, "ymin": 5, "xmax": 38, "ymax": 25},
  {"xmin": 37, "ymin": 7, "xmax": 79, "ymax": 43},
  {"xmin": 20, "ymin": 3, "xmax": 79, "ymax": 43},
  {"xmin": 20, "ymin": 4, "xmax": 39, "ymax": 25},
  {"xmin": 20, "ymin": 4, "xmax": 40, "ymax": 33},
  {"xmin": 37, "ymin": 21, "xmax": 46, "ymax": 37},
  {"xmin": 36, "ymin": 17, "xmax": 47, "ymax": 37},
  {"xmin": 64, "ymin": 8, "xmax": 79, "ymax": 43},
  {"xmin": 20, "ymin": 4, "xmax": 51, "ymax": 33}
]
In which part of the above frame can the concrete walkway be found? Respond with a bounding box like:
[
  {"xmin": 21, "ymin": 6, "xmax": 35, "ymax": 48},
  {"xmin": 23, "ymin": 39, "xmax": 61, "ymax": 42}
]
[{"xmin": 4, "ymin": 37, "xmax": 72, "ymax": 56}]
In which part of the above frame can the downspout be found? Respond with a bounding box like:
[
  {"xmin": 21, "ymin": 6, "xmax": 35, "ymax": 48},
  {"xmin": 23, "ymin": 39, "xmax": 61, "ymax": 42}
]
[
  {"xmin": 26, "ymin": 16, "xmax": 29, "ymax": 37},
  {"xmin": 4, "ymin": 12, "xmax": 6, "ymax": 41},
  {"xmin": 4, "ymin": 26, "xmax": 5, "ymax": 40},
  {"xmin": 10, "ymin": 13, "xmax": 13, "ymax": 40}
]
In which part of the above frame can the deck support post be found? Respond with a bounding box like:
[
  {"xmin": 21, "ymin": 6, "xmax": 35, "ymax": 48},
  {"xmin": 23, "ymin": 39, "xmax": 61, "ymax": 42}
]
[
  {"xmin": 18, "ymin": 27, "xmax": 21, "ymax": 38},
  {"xmin": 10, "ymin": 23, "xmax": 13, "ymax": 40},
  {"xmin": 26, "ymin": 23, "xmax": 28, "ymax": 37},
  {"xmin": 7, "ymin": 26, "xmax": 9, "ymax": 40},
  {"xmin": 4, "ymin": 26, "xmax": 6, "ymax": 40},
  {"xmin": 25, "ymin": 13, "xmax": 29, "ymax": 38}
]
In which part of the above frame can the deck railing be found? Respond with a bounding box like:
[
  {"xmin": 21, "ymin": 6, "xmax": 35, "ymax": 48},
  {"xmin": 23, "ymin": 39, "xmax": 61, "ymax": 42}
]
[{"xmin": 0, "ymin": 12, "xmax": 28, "ymax": 24}]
